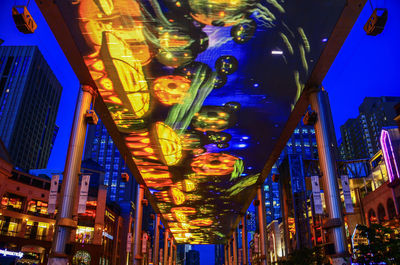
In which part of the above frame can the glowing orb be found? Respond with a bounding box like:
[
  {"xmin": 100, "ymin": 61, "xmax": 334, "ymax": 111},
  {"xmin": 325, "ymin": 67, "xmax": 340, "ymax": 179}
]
[
  {"xmin": 169, "ymin": 187, "xmax": 186, "ymax": 205},
  {"xmin": 152, "ymin": 75, "xmax": 191, "ymax": 105},
  {"xmin": 215, "ymin": 55, "xmax": 238, "ymax": 75},
  {"xmin": 191, "ymin": 153, "xmax": 240, "ymax": 175},
  {"xmin": 153, "ymin": 122, "xmax": 183, "ymax": 166},
  {"xmin": 156, "ymin": 30, "xmax": 194, "ymax": 67},
  {"xmin": 213, "ymin": 74, "xmax": 227, "ymax": 89},
  {"xmin": 188, "ymin": 0, "xmax": 257, "ymax": 27},
  {"xmin": 191, "ymin": 106, "xmax": 233, "ymax": 132},
  {"xmin": 189, "ymin": 218, "xmax": 213, "ymax": 227},
  {"xmin": 231, "ymin": 19, "xmax": 257, "ymax": 44}
]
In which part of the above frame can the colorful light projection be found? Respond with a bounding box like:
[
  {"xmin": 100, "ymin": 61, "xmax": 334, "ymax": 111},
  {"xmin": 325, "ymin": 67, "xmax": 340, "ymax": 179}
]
[
  {"xmin": 44, "ymin": 0, "xmax": 349, "ymax": 244},
  {"xmin": 380, "ymin": 129, "xmax": 400, "ymax": 182}
]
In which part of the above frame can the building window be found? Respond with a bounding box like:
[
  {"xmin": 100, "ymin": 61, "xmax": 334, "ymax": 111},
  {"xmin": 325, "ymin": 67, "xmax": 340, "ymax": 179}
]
[
  {"xmin": 25, "ymin": 221, "xmax": 49, "ymax": 240},
  {"xmin": 0, "ymin": 216, "xmax": 21, "ymax": 236},
  {"xmin": 27, "ymin": 200, "xmax": 49, "ymax": 216},
  {"xmin": 75, "ymin": 226, "xmax": 94, "ymax": 244},
  {"xmin": 1, "ymin": 193, "xmax": 25, "ymax": 212}
]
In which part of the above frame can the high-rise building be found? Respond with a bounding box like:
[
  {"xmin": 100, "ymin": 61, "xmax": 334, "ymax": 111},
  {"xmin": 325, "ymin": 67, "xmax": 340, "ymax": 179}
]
[
  {"xmin": 186, "ymin": 249, "xmax": 200, "ymax": 265},
  {"xmin": 0, "ymin": 46, "xmax": 62, "ymax": 171},
  {"xmin": 214, "ymin": 244, "xmax": 225, "ymax": 265},
  {"xmin": 84, "ymin": 119, "xmax": 136, "ymax": 202},
  {"xmin": 340, "ymin": 96, "xmax": 400, "ymax": 159}
]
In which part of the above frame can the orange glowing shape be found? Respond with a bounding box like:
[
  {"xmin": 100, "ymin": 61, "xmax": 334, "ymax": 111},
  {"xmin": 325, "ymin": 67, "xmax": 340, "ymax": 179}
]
[
  {"xmin": 191, "ymin": 153, "xmax": 238, "ymax": 175},
  {"xmin": 189, "ymin": 218, "xmax": 213, "ymax": 227},
  {"xmin": 152, "ymin": 75, "xmax": 191, "ymax": 105},
  {"xmin": 104, "ymin": 32, "xmax": 150, "ymax": 118},
  {"xmin": 169, "ymin": 188, "xmax": 185, "ymax": 205},
  {"xmin": 153, "ymin": 122, "xmax": 183, "ymax": 166}
]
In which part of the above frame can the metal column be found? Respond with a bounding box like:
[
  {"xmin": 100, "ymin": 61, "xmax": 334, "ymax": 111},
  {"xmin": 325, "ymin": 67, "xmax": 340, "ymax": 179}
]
[
  {"xmin": 310, "ymin": 88, "xmax": 349, "ymax": 263},
  {"xmin": 228, "ymin": 238, "xmax": 232, "ymax": 265},
  {"xmin": 154, "ymin": 214, "xmax": 160, "ymax": 265},
  {"xmin": 224, "ymin": 245, "xmax": 228, "ymax": 265},
  {"xmin": 232, "ymin": 231, "xmax": 238, "ymax": 265},
  {"xmin": 241, "ymin": 216, "xmax": 248, "ymax": 265},
  {"xmin": 163, "ymin": 230, "xmax": 169, "ymax": 265},
  {"xmin": 48, "ymin": 85, "xmax": 95, "ymax": 264},
  {"xmin": 133, "ymin": 185, "xmax": 145, "ymax": 265},
  {"xmin": 169, "ymin": 239, "xmax": 173, "ymax": 265},
  {"xmin": 257, "ymin": 185, "xmax": 268, "ymax": 265}
]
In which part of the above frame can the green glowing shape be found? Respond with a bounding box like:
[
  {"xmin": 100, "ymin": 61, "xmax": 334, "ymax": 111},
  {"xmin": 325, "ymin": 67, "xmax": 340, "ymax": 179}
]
[
  {"xmin": 227, "ymin": 173, "xmax": 260, "ymax": 196},
  {"xmin": 230, "ymin": 159, "xmax": 244, "ymax": 181}
]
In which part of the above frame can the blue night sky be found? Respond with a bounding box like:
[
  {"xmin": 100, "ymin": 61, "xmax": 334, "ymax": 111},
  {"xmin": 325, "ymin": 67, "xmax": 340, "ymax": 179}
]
[{"xmin": 1, "ymin": 1, "xmax": 399, "ymax": 264}]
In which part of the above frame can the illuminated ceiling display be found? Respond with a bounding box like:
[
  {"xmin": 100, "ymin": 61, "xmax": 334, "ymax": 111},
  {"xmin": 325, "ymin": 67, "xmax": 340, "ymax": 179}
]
[{"xmin": 45, "ymin": 0, "xmax": 347, "ymax": 243}]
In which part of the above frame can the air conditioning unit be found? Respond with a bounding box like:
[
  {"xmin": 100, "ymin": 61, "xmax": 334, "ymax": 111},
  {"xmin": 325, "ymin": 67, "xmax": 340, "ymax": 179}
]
[
  {"xmin": 85, "ymin": 110, "xmax": 98, "ymax": 125},
  {"xmin": 12, "ymin": 6, "xmax": 37, "ymax": 34}
]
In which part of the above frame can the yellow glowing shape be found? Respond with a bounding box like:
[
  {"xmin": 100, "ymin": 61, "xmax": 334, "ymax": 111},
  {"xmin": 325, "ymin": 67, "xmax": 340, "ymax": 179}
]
[
  {"xmin": 173, "ymin": 211, "xmax": 188, "ymax": 222},
  {"xmin": 189, "ymin": 218, "xmax": 213, "ymax": 227},
  {"xmin": 154, "ymin": 122, "xmax": 183, "ymax": 166},
  {"xmin": 105, "ymin": 33, "xmax": 150, "ymax": 118},
  {"xmin": 99, "ymin": 78, "xmax": 113, "ymax": 91},
  {"xmin": 98, "ymin": 0, "xmax": 114, "ymax": 15},
  {"xmin": 152, "ymin": 75, "xmax": 191, "ymax": 105},
  {"xmin": 191, "ymin": 153, "xmax": 238, "ymax": 175},
  {"xmin": 183, "ymin": 179, "xmax": 196, "ymax": 192},
  {"xmin": 169, "ymin": 188, "xmax": 185, "ymax": 205}
]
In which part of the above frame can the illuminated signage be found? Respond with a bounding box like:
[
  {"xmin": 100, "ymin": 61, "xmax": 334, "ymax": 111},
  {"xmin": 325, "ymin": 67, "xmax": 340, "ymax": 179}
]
[
  {"xmin": 0, "ymin": 249, "xmax": 24, "ymax": 258},
  {"xmin": 102, "ymin": 231, "xmax": 114, "ymax": 240},
  {"xmin": 380, "ymin": 129, "xmax": 400, "ymax": 182}
]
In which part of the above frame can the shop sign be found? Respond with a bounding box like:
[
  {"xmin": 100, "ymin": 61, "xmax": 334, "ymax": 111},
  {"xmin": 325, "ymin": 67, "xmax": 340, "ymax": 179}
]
[
  {"xmin": 78, "ymin": 175, "xmax": 91, "ymax": 213},
  {"xmin": 341, "ymin": 175, "xmax": 354, "ymax": 213},
  {"xmin": 254, "ymin": 233, "xmax": 259, "ymax": 253},
  {"xmin": 311, "ymin": 175, "xmax": 323, "ymax": 214},
  {"xmin": 102, "ymin": 231, "xmax": 114, "ymax": 240},
  {"xmin": 0, "ymin": 249, "xmax": 24, "ymax": 258},
  {"xmin": 48, "ymin": 175, "xmax": 59, "ymax": 213},
  {"xmin": 127, "ymin": 233, "xmax": 132, "ymax": 253}
]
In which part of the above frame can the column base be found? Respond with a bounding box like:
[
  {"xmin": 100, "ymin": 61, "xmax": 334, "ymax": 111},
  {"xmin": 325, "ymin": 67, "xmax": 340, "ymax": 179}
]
[{"xmin": 47, "ymin": 257, "xmax": 69, "ymax": 265}]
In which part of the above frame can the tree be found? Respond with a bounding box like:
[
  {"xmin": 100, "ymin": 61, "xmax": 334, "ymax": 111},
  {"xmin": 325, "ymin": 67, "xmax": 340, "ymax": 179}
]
[
  {"xmin": 275, "ymin": 246, "xmax": 331, "ymax": 265},
  {"xmin": 355, "ymin": 224, "xmax": 400, "ymax": 265}
]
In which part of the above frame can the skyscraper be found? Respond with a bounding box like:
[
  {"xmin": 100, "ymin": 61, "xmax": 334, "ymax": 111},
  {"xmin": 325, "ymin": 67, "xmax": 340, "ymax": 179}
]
[
  {"xmin": 340, "ymin": 96, "xmax": 400, "ymax": 159},
  {"xmin": 0, "ymin": 46, "xmax": 62, "ymax": 171},
  {"xmin": 186, "ymin": 249, "xmax": 200, "ymax": 265},
  {"xmin": 84, "ymin": 119, "xmax": 136, "ymax": 202}
]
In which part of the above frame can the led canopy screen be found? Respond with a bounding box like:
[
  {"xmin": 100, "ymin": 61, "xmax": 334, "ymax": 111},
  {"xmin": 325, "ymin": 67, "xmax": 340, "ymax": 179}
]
[{"xmin": 43, "ymin": 0, "xmax": 347, "ymax": 244}]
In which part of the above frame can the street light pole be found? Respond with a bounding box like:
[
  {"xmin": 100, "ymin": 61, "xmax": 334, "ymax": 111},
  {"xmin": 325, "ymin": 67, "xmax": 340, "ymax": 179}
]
[
  {"xmin": 48, "ymin": 85, "xmax": 95, "ymax": 265},
  {"xmin": 310, "ymin": 88, "xmax": 349, "ymax": 264}
]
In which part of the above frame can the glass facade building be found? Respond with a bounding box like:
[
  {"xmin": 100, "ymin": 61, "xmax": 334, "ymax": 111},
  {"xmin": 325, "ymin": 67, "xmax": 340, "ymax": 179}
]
[
  {"xmin": 0, "ymin": 46, "xmax": 62, "ymax": 171},
  {"xmin": 84, "ymin": 120, "xmax": 136, "ymax": 202},
  {"xmin": 340, "ymin": 96, "xmax": 400, "ymax": 159}
]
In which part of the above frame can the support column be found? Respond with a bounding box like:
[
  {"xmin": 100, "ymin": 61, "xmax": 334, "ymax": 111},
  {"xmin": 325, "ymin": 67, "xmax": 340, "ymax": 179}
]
[
  {"xmin": 310, "ymin": 88, "xmax": 349, "ymax": 264},
  {"xmin": 133, "ymin": 185, "xmax": 145, "ymax": 265},
  {"xmin": 224, "ymin": 245, "xmax": 228, "ymax": 265},
  {"xmin": 228, "ymin": 238, "xmax": 232, "ymax": 265},
  {"xmin": 154, "ymin": 214, "xmax": 160, "ymax": 265},
  {"xmin": 173, "ymin": 244, "xmax": 177, "ymax": 265},
  {"xmin": 48, "ymin": 85, "xmax": 95, "ymax": 265},
  {"xmin": 232, "ymin": 231, "xmax": 238, "ymax": 265},
  {"xmin": 257, "ymin": 185, "xmax": 268, "ymax": 265},
  {"xmin": 163, "ymin": 230, "xmax": 169, "ymax": 265},
  {"xmin": 241, "ymin": 216, "xmax": 248, "ymax": 265},
  {"xmin": 169, "ymin": 239, "xmax": 173, "ymax": 265}
]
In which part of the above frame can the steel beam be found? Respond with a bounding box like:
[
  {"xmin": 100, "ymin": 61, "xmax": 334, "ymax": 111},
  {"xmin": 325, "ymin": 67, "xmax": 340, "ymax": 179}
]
[
  {"xmin": 48, "ymin": 85, "xmax": 95, "ymax": 265},
  {"xmin": 257, "ymin": 185, "xmax": 268, "ymax": 265},
  {"xmin": 154, "ymin": 214, "xmax": 160, "ymax": 265},
  {"xmin": 310, "ymin": 88, "xmax": 349, "ymax": 264},
  {"xmin": 133, "ymin": 185, "xmax": 145, "ymax": 265},
  {"xmin": 241, "ymin": 216, "xmax": 248, "ymax": 265},
  {"xmin": 163, "ymin": 230, "xmax": 169, "ymax": 265}
]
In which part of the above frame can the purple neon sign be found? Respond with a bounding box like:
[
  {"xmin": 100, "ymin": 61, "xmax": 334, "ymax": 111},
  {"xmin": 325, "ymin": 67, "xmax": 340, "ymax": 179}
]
[{"xmin": 380, "ymin": 129, "xmax": 400, "ymax": 182}]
